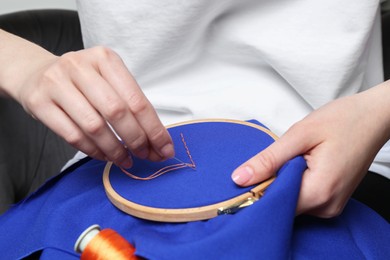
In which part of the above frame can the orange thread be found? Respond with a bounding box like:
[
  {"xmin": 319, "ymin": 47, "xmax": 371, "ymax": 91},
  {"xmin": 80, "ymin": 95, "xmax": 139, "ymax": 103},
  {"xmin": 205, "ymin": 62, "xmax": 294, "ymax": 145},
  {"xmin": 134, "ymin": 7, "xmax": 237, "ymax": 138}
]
[
  {"xmin": 81, "ymin": 228, "xmax": 138, "ymax": 260},
  {"xmin": 179, "ymin": 132, "xmax": 195, "ymax": 167},
  {"xmin": 120, "ymin": 133, "xmax": 196, "ymax": 180}
]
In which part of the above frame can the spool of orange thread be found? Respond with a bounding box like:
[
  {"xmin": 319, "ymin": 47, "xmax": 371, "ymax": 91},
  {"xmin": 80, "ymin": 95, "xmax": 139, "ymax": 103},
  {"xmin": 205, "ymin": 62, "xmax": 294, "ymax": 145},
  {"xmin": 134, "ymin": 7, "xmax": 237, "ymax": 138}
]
[{"xmin": 74, "ymin": 224, "xmax": 138, "ymax": 260}]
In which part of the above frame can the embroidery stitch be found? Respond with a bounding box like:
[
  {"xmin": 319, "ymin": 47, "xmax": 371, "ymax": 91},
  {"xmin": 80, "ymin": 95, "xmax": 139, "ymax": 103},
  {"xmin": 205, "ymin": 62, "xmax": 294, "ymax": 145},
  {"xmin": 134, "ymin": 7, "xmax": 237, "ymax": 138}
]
[{"xmin": 120, "ymin": 133, "xmax": 196, "ymax": 180}]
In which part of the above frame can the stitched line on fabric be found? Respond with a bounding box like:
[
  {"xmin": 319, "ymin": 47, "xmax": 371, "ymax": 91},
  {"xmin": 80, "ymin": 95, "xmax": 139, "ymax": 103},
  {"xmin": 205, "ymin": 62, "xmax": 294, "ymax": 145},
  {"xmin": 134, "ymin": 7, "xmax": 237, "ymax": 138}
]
[{"xmin": 120, "ymin": 133, "xmax": 196, "ymax": 180}]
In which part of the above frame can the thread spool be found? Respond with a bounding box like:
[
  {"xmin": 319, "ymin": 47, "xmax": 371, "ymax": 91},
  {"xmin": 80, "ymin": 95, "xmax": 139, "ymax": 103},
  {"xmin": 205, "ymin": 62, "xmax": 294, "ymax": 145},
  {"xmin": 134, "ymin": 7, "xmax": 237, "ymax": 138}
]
[{"xmin": 74, "ymin": 224, "xmax": 138, "ymax": 260}]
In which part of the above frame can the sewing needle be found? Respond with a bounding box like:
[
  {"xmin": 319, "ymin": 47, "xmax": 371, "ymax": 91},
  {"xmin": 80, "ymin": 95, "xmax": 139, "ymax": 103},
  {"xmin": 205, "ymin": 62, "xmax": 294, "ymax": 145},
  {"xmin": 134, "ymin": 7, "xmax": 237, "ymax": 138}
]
[{"xmin": 172, "ymin": 156, "xmax": 196, "ymax": 171}]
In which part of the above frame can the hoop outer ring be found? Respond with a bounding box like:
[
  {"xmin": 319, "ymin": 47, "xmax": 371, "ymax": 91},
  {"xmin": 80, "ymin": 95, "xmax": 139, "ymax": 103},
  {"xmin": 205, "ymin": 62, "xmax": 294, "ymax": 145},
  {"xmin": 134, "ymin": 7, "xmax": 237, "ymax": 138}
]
[{"xmin": 103, "ymin": 119, "xmax": 277, "ymax": 222}]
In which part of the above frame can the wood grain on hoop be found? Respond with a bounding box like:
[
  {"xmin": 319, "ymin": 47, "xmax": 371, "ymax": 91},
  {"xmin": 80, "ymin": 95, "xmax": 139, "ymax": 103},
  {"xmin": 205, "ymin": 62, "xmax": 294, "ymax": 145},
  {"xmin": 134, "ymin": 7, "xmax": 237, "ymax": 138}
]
[{"xmin": 103, "ymin": 119, "xmax": 277, "ymax": 222}]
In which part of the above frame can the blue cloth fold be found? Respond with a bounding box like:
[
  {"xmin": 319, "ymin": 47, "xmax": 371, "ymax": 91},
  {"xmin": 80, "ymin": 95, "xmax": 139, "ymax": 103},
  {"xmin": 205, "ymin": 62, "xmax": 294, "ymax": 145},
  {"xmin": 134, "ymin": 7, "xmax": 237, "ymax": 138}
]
[{"xmin": 0, "ymin": 120, "xmax": 389, "ymax": 259}]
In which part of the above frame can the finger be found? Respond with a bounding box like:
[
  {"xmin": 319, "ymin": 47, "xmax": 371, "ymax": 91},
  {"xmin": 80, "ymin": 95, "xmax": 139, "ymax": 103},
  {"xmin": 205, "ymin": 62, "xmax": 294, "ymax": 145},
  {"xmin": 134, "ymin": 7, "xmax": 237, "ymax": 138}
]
[
  {"xmin": 51, "ymin": 82, "xmax": 133, "ymax": 168},
  {"xmin": 32, "ymin": 102, "xmax": 106, "ymax": 161},
  {"xmin": 96, "ymin": 48, "xmax": 174, "ymax": 160},
  {"xmin": 231, "ymin": 124, "xmax": 310, "ymax": 186},
  {"xmin": 295, "ymin": 167, "xmax": 322, "ymax": 216},
  {"xmin": 296, "ymin": 162, "xmax": 351, "ymax": 218},
  {"xmin": 69, "ymin": 65, "xmax": 150, "ymax": 160},
  {"xmin": 295, "ymin": 143, "xmax": 349, "ymax": 218}
]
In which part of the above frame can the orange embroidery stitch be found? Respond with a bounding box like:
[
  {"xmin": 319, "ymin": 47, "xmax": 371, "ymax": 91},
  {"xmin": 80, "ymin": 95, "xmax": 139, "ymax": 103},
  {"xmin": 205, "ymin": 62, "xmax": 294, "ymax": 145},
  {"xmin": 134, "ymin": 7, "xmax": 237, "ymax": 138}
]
[{"xmin": 120, "ymin": 133, "xmax": 196, "ymax": 180}]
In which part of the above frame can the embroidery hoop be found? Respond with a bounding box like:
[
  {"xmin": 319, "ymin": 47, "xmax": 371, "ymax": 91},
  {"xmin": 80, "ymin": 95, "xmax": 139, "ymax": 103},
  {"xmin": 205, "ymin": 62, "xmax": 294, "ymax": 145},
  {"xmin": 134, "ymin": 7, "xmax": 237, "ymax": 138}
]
[{"xmin": 103, "ymin": 119, "xmax": 277, "ymax": 222}]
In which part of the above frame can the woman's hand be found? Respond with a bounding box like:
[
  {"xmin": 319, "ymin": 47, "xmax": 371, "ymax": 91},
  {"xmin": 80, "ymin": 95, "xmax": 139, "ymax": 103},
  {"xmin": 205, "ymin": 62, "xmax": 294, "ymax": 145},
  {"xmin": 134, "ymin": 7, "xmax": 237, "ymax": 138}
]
[
  {"xmin": 231, "ymin": 82, "xmax": 390, "ymax": 217},
  {"xmin": 0, "ymin": 30, "xmax": 174, "ymax": 168}
]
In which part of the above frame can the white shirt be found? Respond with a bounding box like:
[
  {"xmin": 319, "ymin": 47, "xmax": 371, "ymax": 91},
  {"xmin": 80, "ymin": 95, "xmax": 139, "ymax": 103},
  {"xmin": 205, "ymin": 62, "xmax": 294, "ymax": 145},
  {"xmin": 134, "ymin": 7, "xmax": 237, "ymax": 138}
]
[{"xmin": 74, "ymin": 0, "xmax": 390, "ymax": 178}]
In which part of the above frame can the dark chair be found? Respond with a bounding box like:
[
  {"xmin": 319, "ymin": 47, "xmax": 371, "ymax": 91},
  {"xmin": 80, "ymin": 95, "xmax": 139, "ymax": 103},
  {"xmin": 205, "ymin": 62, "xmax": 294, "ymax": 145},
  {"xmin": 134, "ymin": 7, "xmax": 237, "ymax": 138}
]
[
  {"xmin": 382, "ymin": 10, "xmax": 390, "ymax": 80},
  {"xmin": 0, "ymin": 9, "xmax": 82, "ymax": 215},
  {"xmin": 0, "ymin": 9, "xmax": 83, "ymax": 55}
]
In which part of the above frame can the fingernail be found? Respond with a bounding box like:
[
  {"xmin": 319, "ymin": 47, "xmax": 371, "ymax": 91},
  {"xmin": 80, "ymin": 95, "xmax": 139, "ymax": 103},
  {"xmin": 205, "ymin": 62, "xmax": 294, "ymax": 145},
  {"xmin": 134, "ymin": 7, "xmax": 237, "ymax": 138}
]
[
  {"xmin": 160, "ymin": 143, "xmax": 174, "ymax": 159},
  {"xmin": 120, "ymin": 156, "xmax": 133, "ymax": 168},
  {"xmin": 232, "ymin": 166, "xmax": 254, "ymax": 185}
]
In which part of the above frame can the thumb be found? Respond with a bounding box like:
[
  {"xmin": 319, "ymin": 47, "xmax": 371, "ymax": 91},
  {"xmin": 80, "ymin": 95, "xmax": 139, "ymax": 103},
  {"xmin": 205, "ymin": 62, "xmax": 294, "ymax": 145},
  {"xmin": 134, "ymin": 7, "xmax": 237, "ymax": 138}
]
[{"xmin": 231, "ymin": 126, "xmax": 307, "ymax": 186}]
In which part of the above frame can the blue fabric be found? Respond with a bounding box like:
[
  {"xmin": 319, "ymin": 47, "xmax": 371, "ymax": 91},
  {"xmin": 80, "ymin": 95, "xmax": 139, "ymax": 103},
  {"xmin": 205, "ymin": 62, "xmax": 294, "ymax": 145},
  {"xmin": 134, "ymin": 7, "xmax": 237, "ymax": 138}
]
[
  {"xmin": 0, "ymin": 120, "xmax": 389, "ymax": 259},
  {"xmin": 111, "ymin": 121, "xmax": 275, "ymax": 208}
]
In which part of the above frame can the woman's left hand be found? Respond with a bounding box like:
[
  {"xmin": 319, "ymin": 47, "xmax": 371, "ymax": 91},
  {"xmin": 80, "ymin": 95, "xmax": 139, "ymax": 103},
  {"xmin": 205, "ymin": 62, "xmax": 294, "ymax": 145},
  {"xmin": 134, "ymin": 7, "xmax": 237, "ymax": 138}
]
[{"xmin": 231, "ymin": 82, "xmax": 390, "ymax": 217}]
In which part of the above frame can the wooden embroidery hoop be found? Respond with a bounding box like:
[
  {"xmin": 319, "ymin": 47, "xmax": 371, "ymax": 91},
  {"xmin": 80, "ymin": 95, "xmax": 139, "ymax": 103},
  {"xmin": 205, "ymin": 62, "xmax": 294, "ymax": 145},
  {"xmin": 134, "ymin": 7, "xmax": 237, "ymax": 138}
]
[{"xmin": 103, "ymin": 119, "xmax": 277, "ymax": 222}]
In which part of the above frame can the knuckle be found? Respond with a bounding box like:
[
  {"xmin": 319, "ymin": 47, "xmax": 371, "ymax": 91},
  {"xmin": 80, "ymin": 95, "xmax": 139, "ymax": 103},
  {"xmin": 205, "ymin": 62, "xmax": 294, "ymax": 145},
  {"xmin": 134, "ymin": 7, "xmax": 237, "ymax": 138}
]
[
  {"xmin": 83, "ymin": 116, "xmax": 106, "ymax": 136},
  {"xmin": 64, "ymin": 130, "xmax": 84, "ymax": 148},
  {"xmin": 310, "ymin": 187, "xmax": 342, "ymax": 218},
  {"xmin": 321, "ymin": 205, "xmax": 343, "ymax": 218},
  {"xmin": 103, "ymin": 100, "xmax": 127, "ymax": 121},
  {"xmin": 59, "ymin": 52, "xmax": 83, "ymax": 70},
  {"xmin": 128, "ymin": 93, "xmax": 149, "ymax": 115},
  {"xmin": 37, "ymin": 65, "xmax": 64, "ymax": 88},
  {"xmin": 256, "ymin": 150, "xmax": 278, "ymax": 173},
  {"xmin": 127, "ymin": 134, "xmax": 148, "ymax": 151},
  {"xmin": 22, "ymin": 92, "xmax": 42, "ymax": 112},
  {"xmin": 318, "ymin": 193, "xmax": 342, "ymax": 217},
  {"xmin": 290, "ymin": 118, "xmax": 319, "ymax": 140},
  {"xmin": 109, "ymin": 148, "xmax": 126, "ymax": 162},
  {"xmin": 89, "ymin": 149, "xmax": 104, "ymax": 160},
  {"xmin": 313, "ymin": 187, "xmax": 332, "ymax": 207},
  {"xmin": 148, "ymin": 127, "xmax": 166, "ymax": 144},
  {"xmin": 330, "ymin": 203, "xmax": 344, "ymax": 217},
  {"xmin": 92, "ymin": 46, "xmax": 118, "ymax": 60}
]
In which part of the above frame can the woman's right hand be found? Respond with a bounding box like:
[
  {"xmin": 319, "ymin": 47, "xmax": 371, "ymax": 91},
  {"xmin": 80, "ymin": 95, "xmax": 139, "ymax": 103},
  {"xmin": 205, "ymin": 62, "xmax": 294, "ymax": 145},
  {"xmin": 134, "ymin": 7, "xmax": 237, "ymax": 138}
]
[{"xmin": 0, "ymin": 33, "xmax": 174, "ymax": 168}]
